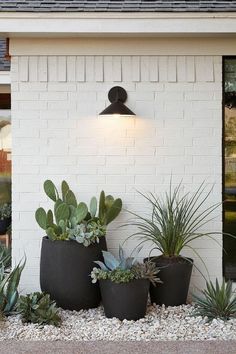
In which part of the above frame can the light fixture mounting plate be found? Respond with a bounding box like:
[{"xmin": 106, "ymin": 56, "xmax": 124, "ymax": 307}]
[{"xmin": 108, "ymin": 86, "xmax": 127, "ymax": 103}]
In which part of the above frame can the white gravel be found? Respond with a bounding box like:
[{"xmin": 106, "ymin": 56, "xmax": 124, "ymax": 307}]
[{"xmin": 0, "ymin": 305, "xmax": 235, "ymax": 341}]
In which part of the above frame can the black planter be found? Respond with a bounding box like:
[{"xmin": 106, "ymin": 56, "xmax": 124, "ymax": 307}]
[
  {"xmin": 146, "ymin": 256, "xmax": 193, "ymax": 306},
  {"xmin": 40, "ymin": 236, "xmax": 107, "ymax": 311},
  {"xmin": 0, "ymin": 218, "xmax": 11, "ymax": 235},
  {"xmin": 99, "ymin": 278, "xmax": 150, "ymax": 321}
]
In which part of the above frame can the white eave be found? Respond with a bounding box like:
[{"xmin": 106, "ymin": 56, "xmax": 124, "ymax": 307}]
[{"xmin": 0, "ymin": 12, "xmax": 236, "ymax": 37}]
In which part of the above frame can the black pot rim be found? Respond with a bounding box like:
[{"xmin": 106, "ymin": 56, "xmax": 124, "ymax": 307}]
[
  {"xmin": 42, "ymin": 235, "xmax": 105, "ymax": 247},
  {"xmin": 144, "ymin": 255, "xmax": 194, "ymax": 264}
]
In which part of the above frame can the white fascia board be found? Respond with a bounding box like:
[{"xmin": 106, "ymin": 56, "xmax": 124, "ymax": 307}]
[
  {"xmin": 0, "ymin": 12, "xmax": 236, "ymax": 36},
  {"xmin": 0, "ymin": 72, "xmax": 10, "ymax": 84}
]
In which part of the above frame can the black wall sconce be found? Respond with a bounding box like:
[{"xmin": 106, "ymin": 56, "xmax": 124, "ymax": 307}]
[{"xmin": 99, "ymin": 86, "xmax": 135, "ymax": 116}]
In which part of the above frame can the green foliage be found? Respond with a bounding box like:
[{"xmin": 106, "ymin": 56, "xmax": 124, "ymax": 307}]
[
  {"xmin": 35, "ymin": 180, "xmax": 122, "ymax": 245},
  {"xmin": 0, "ymin": 180, "xmax": 11, "ymax": 205},
  {"xmin": 0, "ymin": 260, "xmax": 25, "ymax": 316},
  {"xmin": 193, "ymin": 279, "xmax": 236, "ymax": 321},
  {"xmin": 44, "ymin": 180, "xmax": 59, "ymax": 202},
  {"xmin": 0, "ymin": 243, "xmax": 11, "ymax": 269},
  {"xmin": 0, "ymin": 203, "xmax": 11, "ymax": 221},
  {"xmin": 91, "ymin": 247, "xmax": 160, "ymax": 285},
  {"xmin": 93, "ymin": 268, "xmax": 136, "ymax": 283},
  {"xmin": 98, "ymin": 191, "xmax": 122, "ymax": 225},
  {"xmin": 127, "ymin": 182, "xmax": 222, "ymax": 257},
  {"xmin": 68, "ymin": 220, "xmax": 106, "ymax": 247},
  {"xmin": 17, "ymin": 292, "xmax": 61, "ymax": 326}
]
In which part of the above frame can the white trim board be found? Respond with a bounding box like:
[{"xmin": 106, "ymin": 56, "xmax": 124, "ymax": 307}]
[
  {"xmin": 1, "ymin": 12, "xmax": 236, "ymax": 37},
  {"xmin": 10, "ymin": 37, "xmax": 236, "ymax": 56}
]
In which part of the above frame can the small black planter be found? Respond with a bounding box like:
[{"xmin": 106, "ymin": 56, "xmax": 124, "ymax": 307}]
[
  {"xmin": 99, "ymin": 278, "xmax": 150, "ymax": 321},
  {"xmin": 145, "ymin": 256, "xmax": 193, "ymax": 306},
  {"xmin": 0, "ymin": 218, "xmax": 11, "ymax": 235},
  {"xmin": 40, "ymin": 236, "xmax": 107, "ymax": 311}
]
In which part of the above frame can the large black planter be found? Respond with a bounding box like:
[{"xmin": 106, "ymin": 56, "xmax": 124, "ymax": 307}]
[
  {"xmin": 146, "ymin": 256, "xmax": 193, "ymax": 306},
  {"xmin": 40, "ymin": 236, "xmax": 107, "ymax": 311},
  {"xmin": 99, "ymin": 278, "xmax": 150, "ymax": 321},
  {"xmin": 0, "ymin": 218, "xmax": 11, "ymax": 235}
]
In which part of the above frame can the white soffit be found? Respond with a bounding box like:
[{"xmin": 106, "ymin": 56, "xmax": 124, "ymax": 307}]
[{"xmin": 0, "ymin": 12, "xmax": 236, "ymax": 37}]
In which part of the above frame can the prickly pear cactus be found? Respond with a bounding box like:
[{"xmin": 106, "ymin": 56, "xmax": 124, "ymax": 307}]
[{"xmin": 35, "ymin": 180, "xmax": 122, "ymax": 244}]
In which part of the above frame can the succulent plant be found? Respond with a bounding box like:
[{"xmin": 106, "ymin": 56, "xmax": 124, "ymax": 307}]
[
  {"xmin": 17, "ymin": 292, "xmax": 61, "ymax": 326},
  {"xmin": 68, "ymin": 220, "xmax": 106, "ymax": 247},
  {"xmin": 0, "ymin": 203, "xmax": 11, "ymax": 221},
  {"xmin": 193, "ymin": 278, "xmax": 236, "ymax": 321},
  {"xmin": 91, "ymin": 246, "xmax": 161, "ymax": 285},
  {"xmin": 98, "ymin": 191, "xmax": 122, "ymax": 226},
  {"xmin": 0, "ymin": 260, "xmax": 25, "ymax": 316},
  {"xmin": 0, "ymin": 243, "xmax": 11, "ymax": 269},
  {"xmin": 35, "ymin": 180, "xmax": 122, "ymax": 244}
]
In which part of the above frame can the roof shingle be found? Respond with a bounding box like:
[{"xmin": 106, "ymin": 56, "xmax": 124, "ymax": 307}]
[{"xmin": 0, "ymin": 1, "xmax": 236, "ymax": 12}]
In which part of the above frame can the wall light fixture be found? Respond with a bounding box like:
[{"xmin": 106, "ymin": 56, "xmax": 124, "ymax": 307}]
[{"xmin": 99, "ymin": 86, "xmax": 135, "ymax": 116}]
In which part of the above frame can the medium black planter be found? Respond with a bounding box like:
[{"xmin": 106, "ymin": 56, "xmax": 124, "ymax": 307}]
[
  {"xmin": 99, "ymin": 278, "xmax": 150, "ymax": 321},
  {"xmin": 145, "ymin": 256, "xmax": 193, "ymax": 306},
  {"xmin": 40, "ymin": 236, "xmax": 107, "ymax": 311},
  {"xmin": 0, "ymin": 218, "xmax": 11, "ymax": 235}
]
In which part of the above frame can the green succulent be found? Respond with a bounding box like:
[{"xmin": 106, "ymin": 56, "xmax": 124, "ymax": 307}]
[
  {"xmin": 193, "ymin": 279, "xmax": 236, "ymax": 321},
  {"xmin": 91, "ymin": 246, "xmax": 161, "ymax": 285},
  {"xmin": 17, "ymin": 292, "xmax": 61, "ymax": 326},
  {"xmin": 68, "ymin": 220, "xmax": 106, "ymax": 247},
  {"xmin": 0, "ymin": 203, "xmax": 11, "ymax": 221},
  {"xmin": 0, "ymin": 260, "xmax": 25, "ymax": 316},
  {"xmin": 0, "ymin": 243, "xmax": 11, "ymax": 269},
  {"xmin": 35, "ymin": 180, "xmax": 122, "ymax": 244}
]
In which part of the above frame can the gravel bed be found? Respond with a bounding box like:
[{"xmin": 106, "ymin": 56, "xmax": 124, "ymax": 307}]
[{"xmin": 0, "ymin": 305, "xmax": 235, "ymax": 341}]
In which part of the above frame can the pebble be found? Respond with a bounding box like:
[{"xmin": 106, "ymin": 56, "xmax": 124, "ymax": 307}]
[{"xmin": 0, "ymin": 304, "xmax": 235, "ymax": 341}]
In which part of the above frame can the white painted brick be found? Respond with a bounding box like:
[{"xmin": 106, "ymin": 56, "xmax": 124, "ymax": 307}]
[
  {"xmin": 167, "ymin": 56, "xmax": 177, "ymax": 82},
  {"xmin": 28, "ymin": 56, "xmax": 38, "ymax": 82},
  {"xmin": 67, "ymin": 56, "xmax": 76, "ymax": 82},
  {"xmin": 104, "ymin": 56, "xmax": 113, "ymax": 81},
  {"xmin": 48, "ymin": 56, "xmax": 57, "ymax": 82},
  {"xmin": 19, "ymin": 56, "xmax": 28, "ymax": 82},
  {"xmin": 121, "ymin": 56, "xmax": 132, "ymax": 82},
  {"xmin": 131, "ymin": 56, "xmax": 140, "ymax": 82},
  {"xmin": 38, "ymin": 56, "xmax": 48, "ymax": 82},
  {"xmin": 20, "ymin": 82, "xmax": 47, "ymax": 91},
  {"xmin": 149, "ymin": 56, "xmax": 158, "ymax": 82},
  {"xmin": 12, "ymin": 53, "xmax": 223, "ymax": 294},
  {"xmin": 94, "ymin": 56, "xmax": 103, "ymax": 82},
  {"xmin": 112, "ymin": 56, "xmax": 121, "ymax": 82},
  {"xmin": 140, "ymin": 56, "xmax": 149, "ymax": 82},
  {"xmin": 58, "ymin": 56, "xmax": 67, "ymax": 82},
  {"xmin": 48, "ymin": 82, "xmax": 76, "ymax": 91},
  {"xmin": 85, "ymin": 56, "xmax": 94, "ymax": 82},
  {"xmin": 159, "ymin": 56, "xmax": 168, "ymax": 82}
]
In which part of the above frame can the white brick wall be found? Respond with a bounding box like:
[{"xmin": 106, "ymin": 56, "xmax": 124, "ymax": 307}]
[{"xmin": 11, "ymin": 54, "xmax": 222, "ymax": 294}]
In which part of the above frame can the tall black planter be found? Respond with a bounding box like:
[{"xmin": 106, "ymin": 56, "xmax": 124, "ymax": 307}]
[
  {"xmin": 0, "ymin": 218, "xmax": 11, "ymax": 235},
  {"xmin": 99, "ymin": 278, "xmax": 150, "ymax": 321},
  {"xmin": 40, "ymin": 236, "xmax": 107, "ymax": 311},
  {"xmin": 146, "ymin": 256, "xmax": 193, "ymax": 306}
]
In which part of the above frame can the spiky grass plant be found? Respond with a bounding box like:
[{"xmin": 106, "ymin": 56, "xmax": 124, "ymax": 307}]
[
  {"xmin": 0, "ymin": 243, "xmax": 11, "ymax": 269},
  {"xmin": 193, "ymin": 279, "xmax": 236, "ymax": 321},
  {"xmin": 127, "ymin": 182, "xmax": 221, "ymax": 259}
]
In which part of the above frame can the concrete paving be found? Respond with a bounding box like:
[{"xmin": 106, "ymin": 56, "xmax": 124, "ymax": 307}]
[{"xmin": 0, "ymin": 341, "xmax": 235, "ymax": 354}]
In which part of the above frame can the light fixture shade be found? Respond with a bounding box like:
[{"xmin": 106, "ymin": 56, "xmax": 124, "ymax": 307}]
[{"xmin": 99, "ymin": 86, "xmax": 135, "ymax": 116}]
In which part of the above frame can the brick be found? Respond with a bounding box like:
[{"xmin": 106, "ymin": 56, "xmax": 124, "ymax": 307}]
[{"xmin": 12, "ymin": 53, "xmax": 223, "ymax": 294}]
